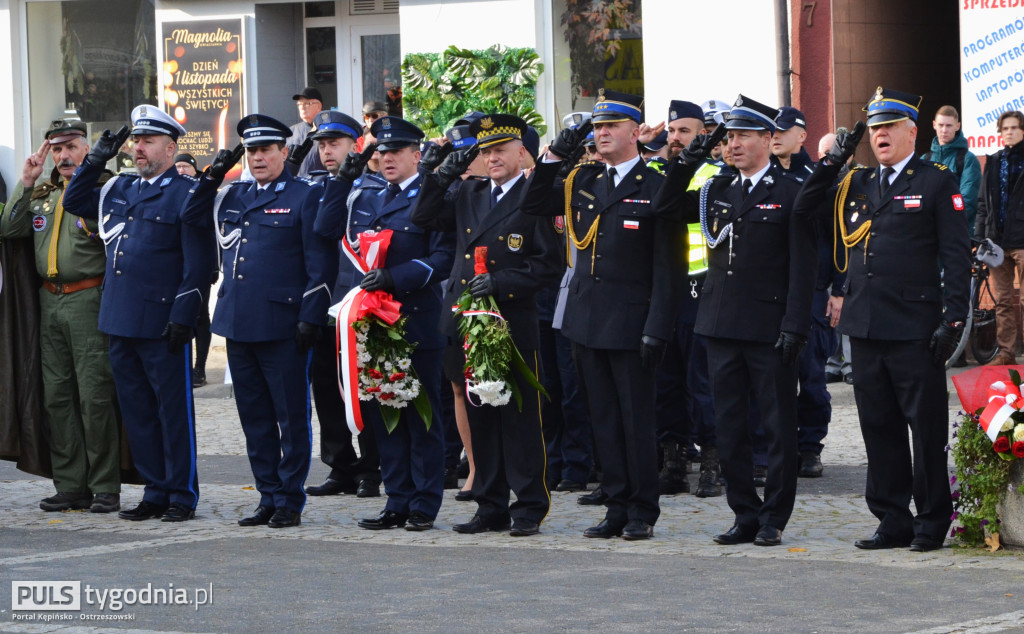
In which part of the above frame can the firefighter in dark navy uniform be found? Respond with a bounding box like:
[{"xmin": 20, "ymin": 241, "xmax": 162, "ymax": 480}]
[
  {"xmin": 795, "ymin": 87, "xmax": 970, "ymax": 552},
  {"xmin": 62, "ymin": 105, "xmax": 214, "ymax": 523},
  {"xmin": 184, "ymin": 114, "xmax": 334, "ymax": 528},
  {"xmin": 316, "ymin": 115, "xmax": 455, "ymax": 531},
  {"xmin": 411, "ymin": 114, "xmax": 562, "ymax": 537},
  {"xmin": 657, "ymin": 94, "xmax": 817, "ymax": 547},
  {"xmin": 522, "ymin": 90, "xmax": 679, "ymax": 541}
]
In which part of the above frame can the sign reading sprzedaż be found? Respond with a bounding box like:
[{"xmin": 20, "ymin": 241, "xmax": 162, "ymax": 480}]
[
  {"xmin": 959, "ymin": 2, "xmax": 1024, "ymax": 155},
  {"xmin": 161, "ymin": 20, "xmax": 245, "ymax": 171}
]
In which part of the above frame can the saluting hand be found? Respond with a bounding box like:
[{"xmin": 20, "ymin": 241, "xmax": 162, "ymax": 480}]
[
  {"xmin": 86, "ymin": 126, "xmax": 130, "ymax": 167},
  {"xmin": 680, "ymin": 125, "xmax": 728, "ymax": 166},
  {"xmin": 419, "ymin": 141, "xmax": 453, "ymax": 172},
  {"xmin": 22, "ymin": 141, "xmax": 49, "ymax": 188},
  {"xmin": 824, "ymin": 121, "xmax": 866, "ymax": 166},
  {"xmin": 436, "ymin": 144, "xmax": 480, "ymax": 185},
  {"xmin": 206, "ymin": 143, "xmax": 244, "ymax": 181},
  {"xmin": 338, "ymin": 143, "xmax": 376, "ymax": 182}
]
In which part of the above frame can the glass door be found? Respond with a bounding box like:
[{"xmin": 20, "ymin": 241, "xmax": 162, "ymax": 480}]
[{"xmin": 349, "ymin": 25, "xmax": 401, "ymax": 118}]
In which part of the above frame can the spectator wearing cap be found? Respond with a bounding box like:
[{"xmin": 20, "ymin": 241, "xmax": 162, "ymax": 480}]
[
  {"xmin": 1, "ymin": 119, "xmax": 122, "ymax": 514},
  {"xmin": 659, "ymin": 94, "xmax": 817, "ymax": 546},
  {"xmin": 185, "ymin": 113, "xmax": 334, "ymax": 528},
  {"xmin": 772, "ymin": 106, "xmax": 841, "ymax": 480},
  {"xmin": 356, "ymin": 101, "xmax": 389, "ymax": 153},
  {"xmin": 174, "ymin": 153, "xmax": 198, "ymax": 178},
  {"xmin": 651, "ymin": 99, "xmax": 724, "ymax": 499},
  {"xmin": 701, "ymin": 99, "xmax": 731, "ymax": 161},
  {"xmin": 302, "ymin": 109, "xmax": 387, "ymax": 500},
  {"xmin": 977, "ymin": 110, "xmax": 1024, "ymax": 367},
  {"xmin": 412, "ymin": 113, "xmax": 562, "ymax": 537},
  {"xmin": 797, "ymin": 86, "xmax": 970, "ymax": 552},
  {"xmin": 62, "ymin": 105, "xmax": 216, "ymax": 523},
  {"xmin": 316, "ymin": 115, "xmax": 454, "ymax": 531},
  {"xmin": 287, "ymin": 87, "xmax": 327, "ymax": 178},
  {"xmin": 523, "ymin": 90, "xmax": 678, "ymax": 541}
]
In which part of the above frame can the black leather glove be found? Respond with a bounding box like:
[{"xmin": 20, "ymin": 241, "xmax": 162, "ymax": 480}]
[
  {"xmin": 206, "ymin": 143, "xmax": 244, "ymax": 181},
  {"xmin": 549, "ymin": 121, "xmax": 594, "ymax": 159},
  {"xmin": 161, "ymin": 322, "xmax": 192, "ymax": 355},
  {"xmin": 774, "ymin": 331, "xmax": 808, "ymax": 366},
  {"xmin": 286, "ymin": 136, "xmax": 315, "ymax": 168},
  {"xmin": 360, "ymin": 268, "xmax": 394, "ymax": 292},
  {"xmin": 338, "ymin": 143, "xmax": 376, "ymax": 182},
  {"xmin": 295, "ymin": 321, "xmax": 320, "ymax": 353},
  {"xmin": 557, "ymin": 144, "xmax": 587, "ymax": 177},
  {"xmin": 86, "ymin": 125, "xmax": 130, "ymax": 167},
  {"xmin": 680, "ymin": 125, "xmax": 728, "ymax": 166},
  {"xmin": 824, "ymin": 121, "xmax": 866, "ymax": 166},
  {"xmin": 929, "ymin": 320, "xmax": 963, "ymax": 368},
  {"xmin": 419, "ymin": 142, "xmax": 453, "ymax": 172},
  {"xmin": 640, "ymin": 335, "xmax": 667, "ymax": 371},
  {"xmin": 436, "ymin": 145, "xmax": 481, "ymax": 187},
  {"xmin": 467, "ymin": 273, "xmax": 496, "ymax": 298}
]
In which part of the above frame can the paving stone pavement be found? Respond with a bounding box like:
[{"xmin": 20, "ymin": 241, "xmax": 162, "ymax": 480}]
[{"xmin": 1, "ymin": 344, "xmax": 1022, "ymax": 633}]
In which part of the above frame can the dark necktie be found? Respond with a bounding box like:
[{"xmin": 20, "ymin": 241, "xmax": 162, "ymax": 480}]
[
  {"xmin": 606, "ymin": 167, "xmax": 617, "ymax": 196},
  {"xmin": 490, "ymin": 186, "xmax": 501, "ymax": 208},
  {"xmin": 742, "ymin": 178, "xmax": 752, "ymax": 199},
  {"xmin": 138, "ymin": 180, "xmax": 150, "ymax": 196},
  {"xmin": 384, "ymin": 183, "xmax": 401, "ymax": 205},
  {"xmin": 879, "ymin": 166, "xmax": 894, "ymax": 197}
]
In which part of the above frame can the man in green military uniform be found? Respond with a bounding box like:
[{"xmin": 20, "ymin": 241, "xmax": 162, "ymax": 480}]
[{"xmin": 0, "ymin": 119, "xmax": 121, "ymax": 513}]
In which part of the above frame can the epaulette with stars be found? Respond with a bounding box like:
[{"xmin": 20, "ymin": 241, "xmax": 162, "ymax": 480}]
[
  {"xmin": 179, "ymin": 173, "xmax": 198, "ymax": 183},
  {"xmin": 354, "ymin": 172, "xmax": 388, "ymax": 190},
  {"xmin": 931, "ymin": 161, "xmax": 949, "ymax": 171},
  {"xmin": 295, "ymin": 176, "xmax": 317, "ymax": 186},
  {"xmin": 230, "ymin": 179, "xmax": 252, "ymax": 187}
]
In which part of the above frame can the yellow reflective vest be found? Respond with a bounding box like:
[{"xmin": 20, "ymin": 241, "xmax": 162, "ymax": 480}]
[{"xmin": 684, "ymin": 161, "xmax": 721, "ymax": 276}]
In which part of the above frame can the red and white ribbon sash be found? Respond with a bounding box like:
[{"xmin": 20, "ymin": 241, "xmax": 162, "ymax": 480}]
[{"xmin": 978, "ymin": 380, "xmax": 1022, "ymax": 443}]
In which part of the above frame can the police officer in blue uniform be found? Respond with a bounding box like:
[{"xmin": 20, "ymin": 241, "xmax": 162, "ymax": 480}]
[
  {"xmin": 301, "ymin": 110, "xmax": 386, "ymax": 499},
  {"xmin": 656, "ymin": 95, "xmax": 817, "ymax": 546},
  {"xmin": 795, "ymin": 88, "xmax": 970, "ymax": 552},
  {"xmin": 186, "ymin": 114, "xmax": 334, "ymax": 528},
  {"xmin": 412, "ymin": 114, "xmax": 562, "ymax": 537},
  {"xmin": 317, "ymin": 115, "xmax": 454, "ymax": 531},
  {"xmin": 62, "ymin": 105, "xmax": 213, "ymax": 522}
]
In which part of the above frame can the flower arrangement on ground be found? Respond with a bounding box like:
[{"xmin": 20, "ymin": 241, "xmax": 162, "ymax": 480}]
[{"xmin": 950, "ymin": 367, "xmax": 1024, "ymax": 549}]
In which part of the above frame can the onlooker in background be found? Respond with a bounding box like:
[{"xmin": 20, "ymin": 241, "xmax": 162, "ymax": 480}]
[
  {"xmin": 174, "ymin": 153, "xmax": 198, "ymax": 178},
  {"xmin": 924, "ymin": 106, "xmax": 981, "ymax": 237},
  {"xmin": 975, "ymin": 110, "xmax": 1024, "ymax": 366},
  {"xmin": 287, "ymin": 87, "xmax": 327, "ymax": 177},
  {"xmin": 356, "ymin": 101, "xmax": 389, "ymax": 153}
]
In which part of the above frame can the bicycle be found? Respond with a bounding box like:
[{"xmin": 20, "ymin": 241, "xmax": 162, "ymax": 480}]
[{"xmin": 946, "ymin": 238, "xmax": 1000, "ymax": 370}]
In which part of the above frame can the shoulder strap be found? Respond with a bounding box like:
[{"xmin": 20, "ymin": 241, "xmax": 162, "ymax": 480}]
[{"xmin": 955, "ymin": 147, "xmax": 967, "ymax": 177}]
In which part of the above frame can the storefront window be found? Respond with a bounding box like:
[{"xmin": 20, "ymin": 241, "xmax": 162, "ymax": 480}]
[
  {"xmin": 27, "ymin": 0, "xmax": 156, "ymax": 141},
  {"xmin": 551, "ymin": 0, "xmax": 644, "ymax": 121}
]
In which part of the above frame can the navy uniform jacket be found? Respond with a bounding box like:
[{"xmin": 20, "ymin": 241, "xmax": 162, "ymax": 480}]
[
  {"xmin": 522, "ymin": 159, "xmax": 679, "ymax": 350},
  {"xmin": 411, "ymin": 173, "xmax": 562, "ymax": 352},
  {"xmin": 315, "ymin": 173, "xmax": 454, "ymax": 351},
  {"xmin": 657, "ymin": 161, "xmax": 816, "ymax": 343},
  {"xmin": 794, "ymin": 155, "xmax": 970, "ymax": 339},
  {"xmin": 62, "ymin": 161, "xmax": 213, "ymax": 338},
  {"xmin": 188, "ymin": 171, "xmax": 334, "ymax": 342}
]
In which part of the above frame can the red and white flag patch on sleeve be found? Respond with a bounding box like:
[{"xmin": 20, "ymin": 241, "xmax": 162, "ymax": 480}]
[{"xmin": 952, "ymin": 194, "xmax": 964, "ymax": 211}]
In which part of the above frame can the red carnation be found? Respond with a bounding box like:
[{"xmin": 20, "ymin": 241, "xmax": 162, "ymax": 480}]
[
  {"xmin": 368, "ymin": 368, "xmax": 383, "ymax": 380},
  {"xmin": 1013, "ymin": 441, "xmax": 1024, "ymax": 459},
  {"xmin": 389, "ymin": 372, "xmax": 406, "ymax": 382},
  {"xmin": 474, "ymin": 246, "xmax": 489, "ymax": 275},
  {"xmin": 366, "ymin": 387, "xmax": 381, "ymax": 393},
  {"xmin": 994, "ymin": 435, "xmax": 1011, "ymax": 453},
  {"xmin": 379, "ymin": 392, "xmax": 394, "ymax": 401}
]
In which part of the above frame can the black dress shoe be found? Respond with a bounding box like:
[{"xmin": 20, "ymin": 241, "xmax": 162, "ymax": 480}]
[
  {"xmin": 854, "ymin": 532, "xmax": 913, "ymax": 550},
  {"xmin": 622, "ymin": 520, "xmax": 654, "ymax": 541},
  {"xmin": 238, "ymin": 505, "xmax": 275, "ymax": 526},
  {"xmin": 713, "ymin": 524, "xmax": 758, "ymax": 545},
  {"xmin": 443, "ymin": 469, "xmax": 460, "ymax": 490},
  {"xmin": 191, "ymin": 368, "xmax": 207, "ymax": 388},
  {"xmin": 798, "ymin": 452, "xmax": 824, "ymax": 478},
  {"xmin": 118, "ymin": 501, "xmax": 168, "ymax": 521},
  {"xmin": 305, "ymin": 478, "xmax": 355, "ymax": 496},
  {"xmin": 405, "ymin": 511, "xmax": 434, "ymax": 532},
  {"xmin": 583, "ymin": 519, "xmax": 625, "ymax": 539},
  {"xmin": 909, "ymin": 536, "xmax": 944, "ymax": 552},
  {"xmin": 577, "ymin": 487, "xmax": 608, "ymax": 506},
  {"xmin": 268, "ymin": 508, "xmax": 301, "ymax": 528},
  {"xmin": 555, "ymin": 479, "xmax": 586, "ymax": 492},
  {"xmin": 843, "ymin": 374, "xmax": 854, "ymax": 385},
  {"xmin": 754, "ymin": 525, "xmax": 783, "ymax": 546},
  {"xmin": 452, "ymin": 514, "xmax": 511, "ymax": 534},
  {"xmin": 161, "ymin": 503, "xmax": 196, "ymax": 522},
  {"xmin": 510, "ymin": 518, "xmax": 540, "ymax": 536},
  {"xmin": 356, "ymin": 479, "xmax": 381, "ymax": 498},
  {"xmin": 454, "ymin": 489, "xmax": 474, "ymax": 502},
  {"xmin": 358, "ymin": 509, "xmax": 408, "ymax": 530}
]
